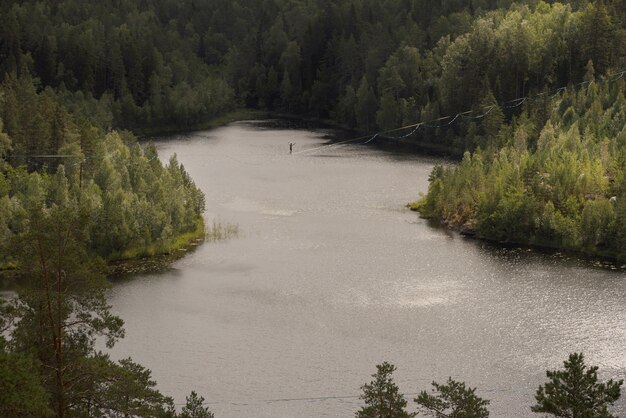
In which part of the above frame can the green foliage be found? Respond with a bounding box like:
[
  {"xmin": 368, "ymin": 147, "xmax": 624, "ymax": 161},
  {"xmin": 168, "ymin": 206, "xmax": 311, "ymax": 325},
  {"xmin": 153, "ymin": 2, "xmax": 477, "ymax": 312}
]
[
  {"xmin": 2, "ymin": 0, "xmax": 615, "ymax": 136},
  {"xmin": 532, "ymin": 353, "xmax": 623, "ymax": 417},
  {"xmin": 180, "ymin": 391, "xmax": 214, "ymax": 418},
  {"xmin": 418, "ymin": 79, "xmax": 626, "ymax": 261},
  {"xmin": 415, "ymin": 378, "xmax": 490, "ymax": 418},
  {"xmin": 0, "ymin": 185, "xmax": 202, "ymax": 417},
  {"xmin": 356, "ymin": 77, "xmax": 378, "ymax": 133},
  {"xmin": 0, "ymin": 78, "xmax": 206, "ymax": 263},
  {"xmin": 0, "ymin": 0, "xmax": 238, "ymax": 131},
  {"xmin": 357, "ymin": 361, "xmax": 413, "ymax": 418},
  {"xmin": 7, "ymin": 182, "xmax": 124, "ymax": 416},
  {"xmin": 0, "ymin": 0, "xmax": 623, "ymax": 146},
  {"xmin": 0, "ymin": 350, "xmax": 52, "ymax": 417},
  {"xmin": 84, "ymin": 355, "xmax": 176, "ymax": 417}
]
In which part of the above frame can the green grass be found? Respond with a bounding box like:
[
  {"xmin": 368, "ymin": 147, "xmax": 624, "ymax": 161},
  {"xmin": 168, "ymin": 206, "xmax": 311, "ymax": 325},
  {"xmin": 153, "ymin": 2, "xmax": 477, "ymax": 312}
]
[
  {"xmin": 407, "ymin": 200, "xmax": 422, "ymax": 212},
  {"xmin": 407, "ymin": 196, "xmax": 432, "ymax": 215},
  {"xmin": 0, "ymin": 261, "xmax": 16, "ymax": 270},
  {"xmin": 107, "ymin": 218, "xmax": 240, "ymax": 277},
  {"xmin": 110, "ymin": 217, "xmax": 207, "ymax": 261},
  {"xmin": 109, "ymin": 217, "xmax": 240, "ymax": 263}
]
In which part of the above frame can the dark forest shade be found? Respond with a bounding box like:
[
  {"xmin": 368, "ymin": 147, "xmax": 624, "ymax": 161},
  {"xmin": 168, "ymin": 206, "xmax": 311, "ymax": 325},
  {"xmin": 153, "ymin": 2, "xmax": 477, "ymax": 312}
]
[{"xmin": 1, "ymin": 0, "xmax": 623, "ymax": 138}]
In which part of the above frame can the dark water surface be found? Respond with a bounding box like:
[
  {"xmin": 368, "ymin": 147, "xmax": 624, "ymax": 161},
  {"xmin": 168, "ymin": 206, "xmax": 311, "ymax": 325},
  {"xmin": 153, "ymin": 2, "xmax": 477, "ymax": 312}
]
[{"xmin": 108, "ymin": 121, "xmax": 626, "ymax": 417}]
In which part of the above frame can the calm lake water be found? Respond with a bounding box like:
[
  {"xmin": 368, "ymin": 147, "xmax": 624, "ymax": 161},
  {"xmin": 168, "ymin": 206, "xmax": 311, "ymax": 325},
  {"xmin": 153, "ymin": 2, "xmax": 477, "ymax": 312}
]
[{"xmin": 108, "ymin": 121, "xmax": 626, "ymax": 417}]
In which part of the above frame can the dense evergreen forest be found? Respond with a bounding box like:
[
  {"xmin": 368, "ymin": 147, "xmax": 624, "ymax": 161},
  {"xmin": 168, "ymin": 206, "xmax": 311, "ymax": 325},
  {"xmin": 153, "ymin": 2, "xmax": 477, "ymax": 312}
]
[
  {"xmin": 0, "ymin": 73, "xmax": 206, "ymax": 266},
  {"xmin": 415, "ymin": 76, "xmax": 626, "ymax": 261},
  {"xmin": 3, "ymin": 0, "xmax": 623, "ymax": 136},
  {"xmin": 1, "ymin": 0, "xmax": 626, "ymax": 416},
  {"xmin": 2, "ymin": 0, "xmax": 625, "ymax": 262}
]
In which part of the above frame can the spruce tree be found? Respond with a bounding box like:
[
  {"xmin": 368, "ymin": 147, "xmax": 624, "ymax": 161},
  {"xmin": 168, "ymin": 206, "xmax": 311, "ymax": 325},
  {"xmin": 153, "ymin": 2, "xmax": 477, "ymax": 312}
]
[
  {"xmin": 415, "ymin": 378, "xmax": 490, "ymax": 417},
  {"xmin": 356, "ymin": 362, "xmax": 413, "ymax": 418},
  {"xmin": 180, "ymin": 391, "xmax": 214, "ymax": 418},
  {"xmin": 532, "ymin": 353, "xmax": 623, "ymax": 417}
]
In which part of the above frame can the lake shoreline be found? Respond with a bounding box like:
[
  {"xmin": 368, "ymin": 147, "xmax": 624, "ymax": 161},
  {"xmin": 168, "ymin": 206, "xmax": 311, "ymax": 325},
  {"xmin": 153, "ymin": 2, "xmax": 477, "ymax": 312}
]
[
  {"xmin": 139, "ymin": 110, "xmax": 464, "ymax": 158},
  {"xmin": 0, "ymin": 217, "xmax": 207, "ymax": 284},
  {"xmin": 107, "ymin": 124, "xmax": 626, "ymax": 417},
  {"xmin": 141, "ymin": 114, "xmax": 623, "ymax": 271},
  {"xmin": 408, "ymin": 202, "xmax": 626, "ymax": 270}
]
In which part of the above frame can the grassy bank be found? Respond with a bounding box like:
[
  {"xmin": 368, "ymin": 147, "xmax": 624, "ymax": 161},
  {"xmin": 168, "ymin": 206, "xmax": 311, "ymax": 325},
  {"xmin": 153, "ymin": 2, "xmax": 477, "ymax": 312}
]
[
  {"xmin": 108, "ymin": 217, "xmax": 206, "ymax": 262},
  {"xmin": 107, "ymin": 218, "xmax": 241, "ymax": 277}
]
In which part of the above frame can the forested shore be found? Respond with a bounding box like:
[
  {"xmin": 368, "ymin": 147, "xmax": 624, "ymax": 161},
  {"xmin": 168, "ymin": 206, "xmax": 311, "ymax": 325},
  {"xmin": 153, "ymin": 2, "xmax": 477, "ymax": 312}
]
[
  {"xmin": 1, "ymin": 0, "xmax": 626, "ymax": 415},
  {"xmin": 2, "ymin": 0, "xmax": 625, "ymax": 261},
  {"xmin": 412, "ymin": 76, "xmax": 626, "ymax": 262},
  {"xmin": 0, "ymin": 74, "xmax": 206, "ymax": 269}
]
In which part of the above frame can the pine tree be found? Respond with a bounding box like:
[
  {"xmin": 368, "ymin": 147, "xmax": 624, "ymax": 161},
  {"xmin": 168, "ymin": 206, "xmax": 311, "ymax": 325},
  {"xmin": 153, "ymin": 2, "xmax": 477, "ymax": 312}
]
[
  {"xmin": 532, "ymin": 353, "xmax": 623, "ymax": 417},
  {"xmin": 180, "ymin": 391, "xmax": 214, "ymax": 418},
  {"xmin": 9, "ymin": 168, "xmax": 124, "ymax": 418},
  {"xmin": 580, "ymin": 2, "xmax": 615, "ymax": 75},
  {"xmin": 0, "ymin": 350, "xmax": 52, "ymax": 417},
  {"xmin": 415, "ymin": 378, "xmax": 490, "ymax": 417},
  {"xmin": 356, "ymin": 362, "xmax": 414, "ymax": 418}
]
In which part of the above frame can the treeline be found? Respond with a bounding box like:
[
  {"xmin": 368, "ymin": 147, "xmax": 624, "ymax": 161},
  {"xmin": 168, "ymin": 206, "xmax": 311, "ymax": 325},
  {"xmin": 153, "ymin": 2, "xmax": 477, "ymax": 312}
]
[
  {"xmin": 356, "ymin": 354, "xmax": 623, "ymax": 417},
  {"xmin": 415, "ymin": 62, "xmax": 626, "ymax": 261},
  {"xmin": 0, "ymin": 75, "xmax": 211, "ymax": 416},
  {"xmin": 0, "ymin": 0, "xmax": 237, "ymax": 131},
  {"xmin": 4, "ymin": 0, "xmax": 625, "ymax": 140},
  {"xmin": 0, "ymin": 74, "xmax": 206, "ymax": 266}
]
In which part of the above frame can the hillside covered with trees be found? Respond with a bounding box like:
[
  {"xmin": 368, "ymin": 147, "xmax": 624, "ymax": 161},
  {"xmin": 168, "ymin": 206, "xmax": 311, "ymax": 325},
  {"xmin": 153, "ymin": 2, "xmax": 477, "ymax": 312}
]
[
  {"xmin": 2, "ymin": 1, "xmax": 625, "ymax": 261},
  {"xmin": 406, "ymin": 2, "xmax": 626, "ymax": 261},
  {"xmin": 415, "ymin": 73, "xmax": 626, "ymax": 261},
  {"xmin": 1, "ymin": 0, "xmax": 625, "ymax": 414},
  {"xmin": 4, "ymin": 0, "xmax": 624, "ymax": 138},
  {"xmin": 0, "ymin": 73, "xmax": 206, "ymax": 267}
]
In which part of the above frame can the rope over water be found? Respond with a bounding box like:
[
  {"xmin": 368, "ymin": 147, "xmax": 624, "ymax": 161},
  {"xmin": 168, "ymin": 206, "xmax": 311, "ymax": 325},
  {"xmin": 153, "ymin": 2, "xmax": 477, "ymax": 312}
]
[{"xmin": 293, "ymin": 68, "xmax": 625, "ymax": 155}]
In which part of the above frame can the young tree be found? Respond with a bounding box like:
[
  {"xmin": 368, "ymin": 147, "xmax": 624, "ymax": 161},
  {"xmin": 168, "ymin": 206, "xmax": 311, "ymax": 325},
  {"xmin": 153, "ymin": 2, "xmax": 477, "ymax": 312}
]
[
  {"xmin": 356, "ymin": 362, "xmax": 413, "ymax": 418},
  {"xmin": 179, "ymin": 391, "xmax": 214, "ymax": 418},
  {"xmin": 531, "ymin": 353, "xmax": 623, "ymax": 417},
  {"xmin": 415, "ymin": 378, "xmax": 489, "ymax": 417}
]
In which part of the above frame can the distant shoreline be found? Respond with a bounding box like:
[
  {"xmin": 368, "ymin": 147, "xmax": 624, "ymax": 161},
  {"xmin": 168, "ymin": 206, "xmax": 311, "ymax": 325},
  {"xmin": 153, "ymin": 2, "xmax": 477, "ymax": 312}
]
[{"xmin": 139, "ymin": 110, "xmax": 465, "ymax": 159}]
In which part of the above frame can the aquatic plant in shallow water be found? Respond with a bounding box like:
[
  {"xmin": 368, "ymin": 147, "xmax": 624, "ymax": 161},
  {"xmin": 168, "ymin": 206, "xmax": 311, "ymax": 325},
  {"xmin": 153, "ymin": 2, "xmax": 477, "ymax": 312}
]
[{"xmin": 206, "ymin": 220, "xmax": 240, "ymax": 242}]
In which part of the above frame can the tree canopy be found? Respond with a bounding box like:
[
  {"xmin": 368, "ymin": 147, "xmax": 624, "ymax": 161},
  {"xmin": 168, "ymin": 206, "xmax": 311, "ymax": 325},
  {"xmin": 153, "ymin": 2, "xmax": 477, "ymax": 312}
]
[
  {"xmin": 415, "ymin": 378, "xmax": 490, "ymax": 417},
  {"xmin": 532, "ymin": 353, "xmax": 623, "ymax": 417},
  {"xmin": 1, "ymin": 1, "xmax": 625, "ymax": 259},
  {"xmin": 357, "ymin": 362, "xmax": 413, "ymax": 418}
]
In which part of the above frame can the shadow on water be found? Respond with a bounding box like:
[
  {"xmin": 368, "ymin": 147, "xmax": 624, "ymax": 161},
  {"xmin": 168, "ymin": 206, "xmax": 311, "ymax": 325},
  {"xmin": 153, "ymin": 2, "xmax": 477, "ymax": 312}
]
[
  {"xmin": 108, "ymin": 221, "xmax": 240, "ymax": 281},
  {"xmin": 421, "ymin": 215, "xmax": 626, "ymax": 273},
  {"xmin": 476, "ymin": 240, "xmax": 626, "ymax": 272},
  {"xmin": 107, "ymin": 240, "xmax": 204, "ymax": 281},
  {"xmin": 306, "ymin": 154, "xmax": 351, "ymax": 158},
  {"xmin": 241, "ymin": 118, "xmax": 347, "ymax": 134}
]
